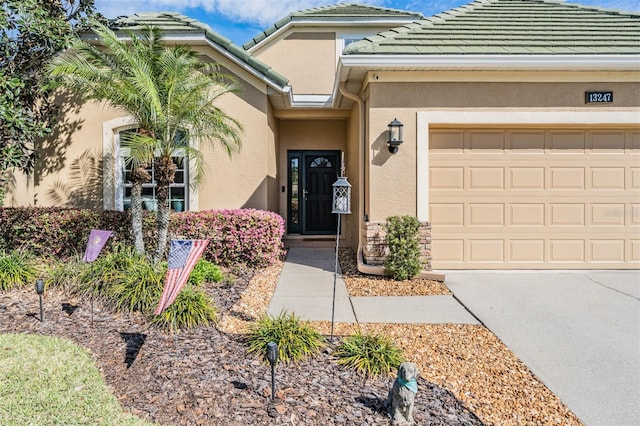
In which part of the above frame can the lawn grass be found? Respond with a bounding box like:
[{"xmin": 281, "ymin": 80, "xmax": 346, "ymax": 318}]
[{"xmin": 0, "ymin": 334, "xmax": 152, "ymax": 426}]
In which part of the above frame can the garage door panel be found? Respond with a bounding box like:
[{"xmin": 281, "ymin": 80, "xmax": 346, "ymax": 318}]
[
  {"xmin": 590, "ymin": 167, "xmax": 625, "ymax": 190},
  {"xmin": 631, "ymin": 204, "xmax": 640, "ymax": 226},
  {"xmin": 590, "ymin": 240, "xmax": 626, "ymax": 263},
  {"xmin": 510, "ymin": 203, "xmax": 545, "ymax": 226},
  {"xmin": 432, "ymin": 239, "xmax": 465, "ymax": 263},
  {"xmin": 430, "ymin": 204, "xmax": 464, "ymax": 226},
  {"xmin": 590, "ymin": 204, "xmax": 625, "ymax": 226},
  {"xmin": 469, "ymin": 167, "xmax": 504, "ymax": 189},
  {"xmin": 509, "ymin": 167, "xmax": 545, "ymax": 189},
  {"xmin": 550, "ymin": 203, "xmax": 585, "ymax": 226},
  {"xmin": 509, "ymin": 131, "xmax": 545, "ymax": 152},
  {"xmin": 550, "ymin": 167, "xmax": 585, "ymax": 190},
  {"xmin": 469, "ymin": 203, "xmax": 504, "ymax": 226},
  {"xmin": 549, "ymin": 131, "xmax": 585, "ymax": 152},
  {"xmin": 630, "ymin": 168, "xmax": 640, "ymax": 189},
  {"xmin": 549, "ymin": 240, "xmax": 585, "ymax": 263},
  {"xmin": 430, "ymin": 167, "xmax": 464, "ymax": 189},
  {"xmin": 509, "ymin": 240, "xmax": 545, "ymax": 263},
  {"xmin": 468, "ymin": 131, "xmax": 505, "ymax": 151},
  {"xmin": 469, "ymin": 240, "xmax": 504, "ymax": 262},
  {"xmin": 430, "ymin": 127, "xmax": 638, "ymax": 269},
  {"xmin": 590, "ymin": 131, "xmax": 626, "ymax": 151},
  {"xmin": 630, "ymin": 240, "xmax": 640, "ymax": 263}
]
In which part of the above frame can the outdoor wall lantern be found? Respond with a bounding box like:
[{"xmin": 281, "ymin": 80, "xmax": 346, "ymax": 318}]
[
  {"xmin": 35, "ymin": 278, "xmax": 44, "ymax": 322},
  {"xmin": 266, "ymin": 341, "xmax": 279, "ymax": 401},
  {"xmin": 387, "ymin": 118, "xmax": 404, "ymax": 154}
]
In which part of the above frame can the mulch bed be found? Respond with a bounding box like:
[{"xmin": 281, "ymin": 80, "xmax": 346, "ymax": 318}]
[{"xmin": 0, "ymin": 267, "xmax": 482, "ymax": 425}]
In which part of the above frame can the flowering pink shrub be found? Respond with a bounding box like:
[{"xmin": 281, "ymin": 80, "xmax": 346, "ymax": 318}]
[
  {"xmin": 0, "ymin": 207, "xmax": 284, "ymax": 266},
  {"xmin": 170, "ymin": 209, "xmax": 285, "ymax": 267}
]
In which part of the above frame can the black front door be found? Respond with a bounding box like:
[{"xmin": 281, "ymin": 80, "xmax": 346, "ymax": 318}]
[{"xmin": 288, "ymin": 151, "xmax": 339, "ymax": 234}]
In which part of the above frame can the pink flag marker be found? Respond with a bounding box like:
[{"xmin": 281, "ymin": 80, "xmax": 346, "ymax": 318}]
[
  {"xmin": 83, "ymin": 230, "xmax": 113, "ymax": 262},
  {"xmin": 155, "ymin": 239, "xmax": 209, "ymax": 315}
]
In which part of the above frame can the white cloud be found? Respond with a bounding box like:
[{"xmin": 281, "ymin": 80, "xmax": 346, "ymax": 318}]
[
  {"xmin": 95, "ymin": 0, "xmax": 385, "ymax": 26},
  {"xmin": 94, "ymin": 0, "xmax": 640, "ymax": 29}
]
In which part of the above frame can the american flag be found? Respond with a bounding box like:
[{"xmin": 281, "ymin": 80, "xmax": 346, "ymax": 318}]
[{"xmin": 154, "ymin": 239, "xmax": 209, "ymax": 315}]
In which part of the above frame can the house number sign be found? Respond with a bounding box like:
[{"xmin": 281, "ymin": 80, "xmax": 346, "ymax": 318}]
[{"xmin": 585, "ymin": 91, "xmax": 613, "ymax": 104}]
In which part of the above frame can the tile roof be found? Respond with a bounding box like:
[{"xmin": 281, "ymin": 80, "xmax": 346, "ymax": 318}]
[
  {"xmin": 344, "ymin": 0, "xmax": 640, "ymax": 55},
  {"xmin": 108, "ymin": 13, "xmax": 289, "ymax": 88},
  {"xmin": 243, "ymin": 3, "xmax": 424, "ymax": 50}
]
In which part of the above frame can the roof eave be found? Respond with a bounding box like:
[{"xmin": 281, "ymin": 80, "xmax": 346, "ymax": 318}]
[
  {"xmin": 245, "ymin": 18, "xmax": 422, "ymax": 53},
  {"xmin": 340, "ymin": 54, "xmax": 640, "ymax": 72},
  {"xmin": 132, "ymin": 32, "xmax": 289, "ymax": 92}
]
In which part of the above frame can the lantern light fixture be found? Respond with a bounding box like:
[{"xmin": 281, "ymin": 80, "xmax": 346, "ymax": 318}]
[
  {"xmin": 387, "ymin": 118, "xmax": 404, "ymax": 154},
  {"xmin": 331, "ymin": 176, "xmax": 351, "ymax": 215},
  {"xmin": 35, "ymin": 279, "xmax": 44, "ymax": 322}
]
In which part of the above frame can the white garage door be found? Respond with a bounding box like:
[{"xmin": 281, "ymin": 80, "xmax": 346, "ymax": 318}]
[{"xmin": 429, "ymin": 127, "xmax": 640, "ymax": 269}]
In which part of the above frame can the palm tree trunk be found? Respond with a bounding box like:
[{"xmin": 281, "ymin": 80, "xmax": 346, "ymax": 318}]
[
  {"xmin": 152, "ymin": 155, "xmax": 176, "ymax": 264},
  {"xmin": 130, "ymin": 180, "xmax": 145, "ymax": 255}
]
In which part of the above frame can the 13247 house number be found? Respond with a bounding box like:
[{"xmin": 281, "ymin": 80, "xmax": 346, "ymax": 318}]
[{"xmin": 585, "ymin": 91, "xmax": 613, "ymax": 103}]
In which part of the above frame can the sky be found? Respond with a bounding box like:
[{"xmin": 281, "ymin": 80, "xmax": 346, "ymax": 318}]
[{"xmin": 94, "ymin": 0, "xmax": 640, "ymax": 46}]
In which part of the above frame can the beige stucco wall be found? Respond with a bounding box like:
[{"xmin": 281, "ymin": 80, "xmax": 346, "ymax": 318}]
[
  {"xmin": 365, "ymin": 80, "xmax": 640, "ymax": 222},
  {"xmin": 5, "ymin": 73, "xmax": 276, "ymax": 214},
  {"xmin": 5, "ymin": 98, "xmax": 123, "ymax": 208},
  {"xmin": 255, "ymin": 32, "xmax": 336, "ymax": 94},
  {"xmin": 197, "ymin": 79, "xmax": 274, "ymax": 210}
]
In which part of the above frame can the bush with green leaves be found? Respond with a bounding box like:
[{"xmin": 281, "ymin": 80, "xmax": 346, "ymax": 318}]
[
  {"xmin": 151, "ymin": 285, "xmax": 217, "ymax": 330},
  {"xmin": 384, "ymin": 215, "xmax": 423, "ymax": 281},
  {"xmin": 188, "ymin": 259, "xmax": 223, "ymax": 286},
  {"xmin": 111, "ymin": 260, "xmax": 164, "ymax": 314},
  {"xmin": 45, "ymin": 256, "xmax": 87, "ymax": 292},
  {"xmin": 76, "ymin": 245, "xmax": 145, "ymax": 300},
  {"xmin": 335, "ymin": 332, "xmax": 405, "ymax": 378},
  {"xmin": 246, "ymin": 311, "xmax": 325, "ymax": 364},
  {"xmin": 0, "ymin": 250, "xmax": 39, "ymax": 290}
]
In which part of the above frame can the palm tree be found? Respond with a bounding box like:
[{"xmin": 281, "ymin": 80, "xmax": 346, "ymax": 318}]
[{"xmin": 48, "ymin": 21, "xmax": 242, "ymax": 263}]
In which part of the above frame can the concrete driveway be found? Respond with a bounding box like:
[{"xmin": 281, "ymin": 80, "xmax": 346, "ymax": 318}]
[{"xmin": 444, "ymin": 270, "xmax": 640, "ymax": 426}]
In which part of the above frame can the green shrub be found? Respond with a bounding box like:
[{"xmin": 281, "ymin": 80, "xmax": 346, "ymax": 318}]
[
  {"xmin": 246, "ymin": 311, "xmax": 325, "ymax": 364},
  {"xmin": 151, "ymin": 285, "xmax": 217, "ymax": 330},
  {"xmin": 188, "ymin": 259, "xmax": 223, "ymax": 286},
  {"xmin": 76, "ymin": 245, "xmax": 143, "ymax": 300},
  {"xmin": 111, "ymin": 260, "xmax": 164, "ymax": 314},
  {"xmin": 0, "ymin": 250, "xmax": 39, "ymax": 290},
  {"xmin": 384, "ymin": 215, "xmax": 423, "ymax": 281},
  {"xmin": 45, "ymin": 256, "xmax": 87, "ymax": 292},
  {"xmin": 335, "ymin": 332, "xmax": 405, "ymax": 379}
]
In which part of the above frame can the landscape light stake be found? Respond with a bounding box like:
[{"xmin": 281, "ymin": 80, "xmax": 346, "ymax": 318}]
[
  {"xmin": 330, "ymin": 160, "xmax": 351, "ymax": 343},
  {"xmin": 267, "ymin": 342, "xmax": 278, "ymax": 401},
  {"xmin": 35, "ymin": 279, "xmax": 44, "ymax": 322}
]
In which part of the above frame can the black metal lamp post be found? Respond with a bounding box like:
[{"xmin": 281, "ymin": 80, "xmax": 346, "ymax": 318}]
[
  {"xmin": 35, "ymin": 279, "xmax": 44, "ymax": 322},
  {"xmin": 331, "ymin": 175, "xmax": 352, "ymax": 342},
  {"xmin": 387, "ymin": 118, "xmax": 404, "ymax": 154},
  {"xmin": 266, "ymin": 342, "xmax": 278, "ymax": 401}
]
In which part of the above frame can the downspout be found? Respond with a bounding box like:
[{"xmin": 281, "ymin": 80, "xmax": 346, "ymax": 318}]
[
  {"xmin": 339, "ymin": 82, "xmax": 379, "ymax": 275},
  {"xmin": 338, "ymin": 82, "xmax": 445, "ymax": 281}
]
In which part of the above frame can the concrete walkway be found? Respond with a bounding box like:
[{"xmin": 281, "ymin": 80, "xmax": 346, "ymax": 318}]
[
  {"xmin": 267, "ymin": 247, "xmax": 478, "ymax": 324},
  {"xmin": 445, "ymin": 270, "xmax": 640, "ymax": 426}
]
